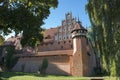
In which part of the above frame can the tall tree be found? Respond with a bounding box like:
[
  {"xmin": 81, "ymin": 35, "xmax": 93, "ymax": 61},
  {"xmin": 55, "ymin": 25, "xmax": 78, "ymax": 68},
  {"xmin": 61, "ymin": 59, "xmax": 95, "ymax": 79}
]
[
  {"xmin": 0, "ymin": 0, "xmax": 58, "ymax": 47},
  {"xmin": 86, "ymin": 0, "xmax": 120, "ymax": 76}
]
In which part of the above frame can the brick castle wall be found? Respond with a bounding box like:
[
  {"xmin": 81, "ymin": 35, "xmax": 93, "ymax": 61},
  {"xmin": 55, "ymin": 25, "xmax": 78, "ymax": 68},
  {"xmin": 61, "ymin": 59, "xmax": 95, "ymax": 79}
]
[
  {"xmin": 12, "ymin": 51, "xmax": 72, "ymax": 75},
  {"xmin": 38, "ymin": 40, "xmax": 73, "ymax": 52}
]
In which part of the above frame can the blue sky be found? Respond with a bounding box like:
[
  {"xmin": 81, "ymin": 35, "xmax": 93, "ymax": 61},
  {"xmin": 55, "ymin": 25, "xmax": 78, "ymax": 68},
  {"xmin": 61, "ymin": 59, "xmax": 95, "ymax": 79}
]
[{"xmin": 42, "ymin": 0, "xmax": 91, "ymax": 29}]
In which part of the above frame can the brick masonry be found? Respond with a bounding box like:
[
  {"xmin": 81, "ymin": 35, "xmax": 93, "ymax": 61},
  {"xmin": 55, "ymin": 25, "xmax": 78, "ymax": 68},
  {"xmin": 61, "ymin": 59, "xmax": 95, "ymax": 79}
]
[{"xmin": 13, "ymin": 53, "xmax": 71, "ymax": 75}]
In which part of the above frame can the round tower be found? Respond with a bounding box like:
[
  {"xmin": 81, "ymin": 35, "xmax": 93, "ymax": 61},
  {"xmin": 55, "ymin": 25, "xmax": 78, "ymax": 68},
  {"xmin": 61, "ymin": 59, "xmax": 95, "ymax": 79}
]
[
  {"xmin": 71, "ymin": 21, "xmax": 89, "ymax": 76},
  {"xmin": 71, "ymin": 24, "xmax": 87, "ymax": 53}
]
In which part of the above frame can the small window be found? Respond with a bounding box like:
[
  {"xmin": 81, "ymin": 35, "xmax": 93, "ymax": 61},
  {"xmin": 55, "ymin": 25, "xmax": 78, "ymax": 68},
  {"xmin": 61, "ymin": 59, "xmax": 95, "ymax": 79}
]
[
  {"xmin": 58, "ymin": 42, "xmax": 60, "ymax": 44},
  {"xmin": 70, "ymin": 44, "xmax": 73, "ymax": 48},
  {"xmin": 87, "ymin": 52, "xmax": 91, "ymax": 56},
  {"xmin": 45, "ymin": 35, "xmax": 51, "ymax": 39},
  {"xmin": 51, "ymin": 42, "xmax": 53, "ymax": 45},
  {"xmin": 67, "ymin": 37, "xmax": 68, "ymax": 39},
  {"xmin": 69, "ymin": 40, "xmax": 71, "ymax": 43},
  {"xmin": 64, "ymin": 41, "xmax": 66, "ymax": 44}
]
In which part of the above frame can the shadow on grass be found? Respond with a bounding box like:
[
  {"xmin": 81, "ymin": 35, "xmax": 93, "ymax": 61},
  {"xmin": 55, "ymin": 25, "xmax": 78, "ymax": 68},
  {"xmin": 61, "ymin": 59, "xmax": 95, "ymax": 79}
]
[
  {"xmin": 0, "ymin": 71, "xmax": 75, "ymax": 80},
  {"xmin": 0, "ymin": 71, "xmax": 49, "ymax": 79}
]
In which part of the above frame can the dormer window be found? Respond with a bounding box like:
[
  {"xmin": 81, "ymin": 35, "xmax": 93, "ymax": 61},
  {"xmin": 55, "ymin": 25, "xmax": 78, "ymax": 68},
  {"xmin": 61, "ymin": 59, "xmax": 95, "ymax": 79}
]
[{"xmin": 45, "ymin": 35, "xmax": 51, "ymax": 39}]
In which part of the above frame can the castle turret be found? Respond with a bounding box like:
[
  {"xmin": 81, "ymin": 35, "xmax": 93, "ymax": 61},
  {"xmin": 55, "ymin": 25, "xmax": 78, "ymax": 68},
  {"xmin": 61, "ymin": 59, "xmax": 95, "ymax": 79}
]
[
  {"xmin": 71, "ymin": 22, "xmax": 87, "ymax": 54},
  {"xmin": 71, "ymin": 21, "xmax": 90, "ymax": 76}
]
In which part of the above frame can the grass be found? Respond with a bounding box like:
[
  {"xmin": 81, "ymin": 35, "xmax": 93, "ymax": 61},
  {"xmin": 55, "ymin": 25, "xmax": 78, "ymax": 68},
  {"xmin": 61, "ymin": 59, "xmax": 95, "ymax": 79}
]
[
  {"xmin": 0, "ymin": 72, "xmax": 89, "ymax": 80},
  {"xmin": 1, "ymin": 72, "xmax": 120, "ymax": 80}
]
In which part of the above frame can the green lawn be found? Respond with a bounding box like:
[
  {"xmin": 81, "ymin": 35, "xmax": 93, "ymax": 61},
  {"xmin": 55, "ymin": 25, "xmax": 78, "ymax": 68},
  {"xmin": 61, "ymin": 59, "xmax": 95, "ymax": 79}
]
[
  {"xmin": 0, "ymin": 72, "xmax": 119, "ymax": 80},
  {"xmin": 0, "ymin": 72, "xmax": 89, "ymax": 80}
]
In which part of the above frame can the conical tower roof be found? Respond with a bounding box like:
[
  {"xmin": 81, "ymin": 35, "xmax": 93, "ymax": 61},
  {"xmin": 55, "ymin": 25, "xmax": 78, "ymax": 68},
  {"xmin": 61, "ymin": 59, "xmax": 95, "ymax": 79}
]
[{"xmin": 71, "ymin": 20, "xmax": 86, "ymax": 33}]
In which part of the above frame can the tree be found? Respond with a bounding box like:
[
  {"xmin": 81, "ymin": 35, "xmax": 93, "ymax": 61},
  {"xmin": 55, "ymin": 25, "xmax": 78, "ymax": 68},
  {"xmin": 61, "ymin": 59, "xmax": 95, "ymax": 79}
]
[
  {"xmin": 0, "ymin": 45, "xmax": 18, "ymax": 71},
  {"xmin": 0, "ymin": 0, "xmax": 58, "ymax": 47},
  {"xmin": 4, "ymin": 46, "xmax": 19, "ymax": 71},
  {"xmin": 86, "ymin": 0, "xmax": 120, "ymax": 76}
]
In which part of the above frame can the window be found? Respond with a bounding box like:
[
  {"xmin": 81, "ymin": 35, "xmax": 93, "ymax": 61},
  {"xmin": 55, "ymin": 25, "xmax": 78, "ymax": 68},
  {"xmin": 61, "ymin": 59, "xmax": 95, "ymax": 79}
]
[
  {"xmin": 68, "ymin": 27, "xmax": 70, "ymax": 31},
  {"xmin": 64, "ymin": 27, "xmax": 66, "ymax": 31},
  {"xmin": 70, "ymin": 44, "xmax": 73, "ymax": 48},
  {"xmin": 58, "ymin": 42, "xmax": 60, "ymax": 44},
  {"xmin": 59, "ymin": 35, "xmax": 61, "ymax": 40},
  {"xmin": 87, "ymin": 52, "xmax": 91, "ymax": 56},
  {"xmin": 55, "ymin": 34, "xmax": 58, "ymax": 40},
  {"xmin": 59, "ymin": 28, "xmax": 62, "ymax": 32},
  {"xmin": 69, "ymin": 40, "xmax": 71, "ymax": 43},
  {"xmin": 51, "ymin": 42, "xmax": 53, "ymax": 45},
  {"xmin": 67, "ymin": 36, "xmax": 68, "ymax": 39},
  {"xmin": 68, "ymin": 33, "xmax": 71, "ymax": 39},
  {"xmin": 45, "ymin": 35, "xmax": 51, "ymax": 39},
  {"xmin": 68, "ymin": 21, "xmax": 71, "ymax": 26},
  {"xmin": 64, "ymin": 41, "xmax": 66, "ymax": 44},
  {"xmin": 63, "ymin": 35, "xmax": 66, "ymax": 40}
]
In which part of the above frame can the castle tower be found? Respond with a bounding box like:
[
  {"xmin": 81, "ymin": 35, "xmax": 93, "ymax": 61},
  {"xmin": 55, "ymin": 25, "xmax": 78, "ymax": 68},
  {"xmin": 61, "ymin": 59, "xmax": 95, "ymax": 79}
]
[{"xmin": 71, "ymin": 21, "xmax": 90, "ymax": 76}]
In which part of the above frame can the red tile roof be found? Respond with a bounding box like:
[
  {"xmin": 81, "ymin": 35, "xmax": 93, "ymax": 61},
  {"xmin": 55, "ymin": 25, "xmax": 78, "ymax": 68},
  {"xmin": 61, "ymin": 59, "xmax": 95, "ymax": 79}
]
[{"xmin": 44, "ymin": 28, "xmax": 58, "ymax": 38}]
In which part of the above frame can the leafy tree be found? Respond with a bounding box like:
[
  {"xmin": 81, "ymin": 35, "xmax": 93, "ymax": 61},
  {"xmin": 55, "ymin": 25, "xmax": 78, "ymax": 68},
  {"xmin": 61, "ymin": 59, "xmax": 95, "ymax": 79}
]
[
  {"xmin": 0, "ymin": 0, "xmax": 58, "ymax": 47},
  {"xmin": 86, "ymin": 0, "xmax": 120, "ymax": 76},
  {"xmin": 1, "ymin": 46, "xmax": 19, "ymax": 71}
]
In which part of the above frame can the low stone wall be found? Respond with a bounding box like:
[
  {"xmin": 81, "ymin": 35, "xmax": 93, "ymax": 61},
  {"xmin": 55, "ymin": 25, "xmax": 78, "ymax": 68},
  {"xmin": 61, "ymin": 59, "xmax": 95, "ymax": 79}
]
[{"xmin": 12, "ymin": 55, "xmax": 71, "ymax": 75}]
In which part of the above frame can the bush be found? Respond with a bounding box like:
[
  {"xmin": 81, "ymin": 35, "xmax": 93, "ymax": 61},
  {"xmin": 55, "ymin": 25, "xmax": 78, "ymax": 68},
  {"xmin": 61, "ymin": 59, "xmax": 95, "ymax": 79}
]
[
  {"xmin": 39, "ymin": 58, "xmax": 48, "ymax": 74},
  {"xmin": 93, "ymin": 67, "xmax": 109, "ymax": 76},
  {"xmin": 4, "ymin": 46, "xmax": 19, "ymax": 71}
]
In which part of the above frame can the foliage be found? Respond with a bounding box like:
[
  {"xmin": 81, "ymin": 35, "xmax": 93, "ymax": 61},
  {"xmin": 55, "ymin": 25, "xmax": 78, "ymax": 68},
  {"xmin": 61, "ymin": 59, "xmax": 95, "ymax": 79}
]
[
  {"xmin": 0, "ymin": 0, "xmax": 58, "ymax": 47},
  {"xmin": 0, "ymin": 35, "xmax": 4, "ymax": 45},
  {"xmin": 4, "ymin": 46, "xmax": 19, "ymax": 71},
  {"xmin": 39, "ymin": 58, "xmax": 48, "ymax": 74},
  {"xmin": 86, "ymin": 0, "xmax": 120, "ymax": 76}
]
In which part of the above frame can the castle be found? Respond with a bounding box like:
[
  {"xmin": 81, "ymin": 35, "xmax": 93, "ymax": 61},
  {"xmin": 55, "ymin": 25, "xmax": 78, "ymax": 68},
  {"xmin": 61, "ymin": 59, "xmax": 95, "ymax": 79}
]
[{"xmin": 2, "ymin": 13, "xmax": 97, "ymax": 76}]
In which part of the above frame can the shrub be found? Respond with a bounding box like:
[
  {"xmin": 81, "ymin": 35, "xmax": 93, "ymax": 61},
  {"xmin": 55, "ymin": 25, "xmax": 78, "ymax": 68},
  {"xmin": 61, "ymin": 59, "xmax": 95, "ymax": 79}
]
[
  {"xmin": 39, "ymin": 58, "xmax": 48, "ymax": 74},
  {"xmin": 4, "ymin": 46, "xmax": 19, "ymax": 71}
]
